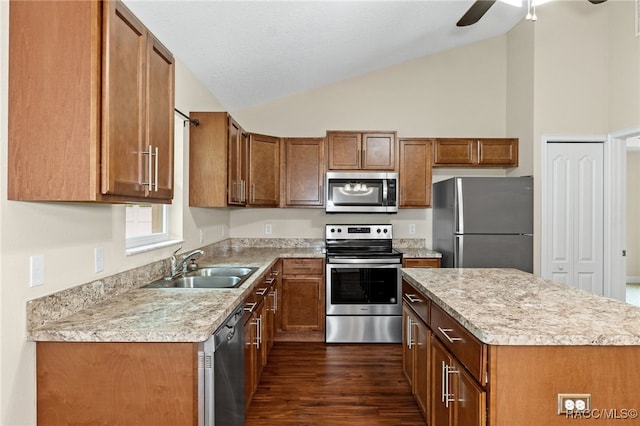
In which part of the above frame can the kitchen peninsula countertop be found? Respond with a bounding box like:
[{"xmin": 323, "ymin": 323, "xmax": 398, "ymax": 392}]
[
  {"xmin": 402, "ymin": 268, "xmax": 640, "ymax": 346},
  {"xmin": 27, "ymin": 248, "xmax": 324, "ymax": 343}
]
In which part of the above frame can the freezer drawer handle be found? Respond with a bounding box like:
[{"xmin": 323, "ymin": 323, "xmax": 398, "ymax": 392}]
[{"xmin": 438, "ymin": 327, "xmax": 462, "ymax": 343}]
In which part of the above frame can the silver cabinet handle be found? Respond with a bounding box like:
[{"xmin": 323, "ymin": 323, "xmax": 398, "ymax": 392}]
[
  {"xmin": 256, "ymin": 315, "xmax": 262, "ymax": 348},
  {"xmin": 154, "ymin": 146, "xmax": 159, "ymax": 191},
  {"xmin": 255, "ymin": 287, "xmax": 268, "ymax": 296},
  {"xmin": 406, "ymin": 316, "xmax": 415, "ymax": 349},
  {"xmin": 441, "ymin": 361, "xmax": 447, "ymax": 404},
  {"xmin": 438, "ymin": 327, "xmax": 462, "ymax": 343},
  {"xmin": 271, "ymin": 288, "xmax": 277, "ymax": 313},
  {"xmin": 271, "ymin": 270, "xmax": 280, "ymax": 276},
  {"xmin": 244, "ymin": 302, "xmax": 257, "ymax": 312},
  {"xmin": 445, "ymin": 364, "xmax": 459, "ymax": 407},
  {"xmin": 265, "ymin": 277, "xmax": 275, "ymax": 285},
  {"xmin": 405, "ymin": 294, "xmax": 422, "ymax": 303}
]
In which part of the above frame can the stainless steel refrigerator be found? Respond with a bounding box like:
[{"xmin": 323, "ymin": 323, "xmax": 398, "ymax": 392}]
[{"xmin": 432, "ymin": 176, "xmax": 533, "ymax": 273}]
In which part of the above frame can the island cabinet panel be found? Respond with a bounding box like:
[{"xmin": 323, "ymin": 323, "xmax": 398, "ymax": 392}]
[
  {"xmin": 279, "ymin": 258, "xmax": 325, "ymax": 340},
  {"xmin": 281, "ymin": 138, "xmax": 325, "ymax": 207},
  {"xmin": 399, "ymin": 138, "xmax": 434, "ymax": 207},
  {"xmin": 37, "ymin": 342, "xmax": 198, "ymax": 426},
  {"xmin": 327, "ymin": 131, "xmax": 397, "ymax": 171},
  {"xmin": 9, "ymin": 0, "xmax": 175, "ymax": 203},
  {"xmin": 488, "ymin": 346, "xmax": 640, "ymax": 426},
  {"xmin": 402, "ymin": 303, "xmax": 431, "ymax": 421}
]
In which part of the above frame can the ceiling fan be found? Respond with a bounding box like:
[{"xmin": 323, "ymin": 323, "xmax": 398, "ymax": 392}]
[{"xmin": 456, "ymin": 0, "xmax": 608, "ymax": 27}]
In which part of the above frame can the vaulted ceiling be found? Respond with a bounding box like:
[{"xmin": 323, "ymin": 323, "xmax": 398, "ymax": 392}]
[{"xmin": 123, "ymin": 1, "xmax": 528, "ymax": 111}]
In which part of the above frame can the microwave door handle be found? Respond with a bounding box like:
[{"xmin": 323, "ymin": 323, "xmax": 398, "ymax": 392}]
[{"xmin": 382, "ymin": 179, "xmax": 388, "ymax": 206}]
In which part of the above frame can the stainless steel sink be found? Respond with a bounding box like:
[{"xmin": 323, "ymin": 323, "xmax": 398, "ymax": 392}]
[
  {"xmin": 187, "ymin": 266, "xmax": 257, "ymax": 277},
  {"xmin": 142, "ymin": 266, "xmax": 258, "ymax": 289}
]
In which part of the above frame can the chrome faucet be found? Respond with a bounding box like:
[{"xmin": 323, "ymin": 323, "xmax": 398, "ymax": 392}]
[{"xmin": 169, "ymin": 247, "xmax": 205, "ymax": 278}]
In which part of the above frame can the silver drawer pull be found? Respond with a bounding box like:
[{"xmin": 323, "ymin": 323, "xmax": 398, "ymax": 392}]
[
  {"xmin": 244, "ymin": 302, "xmax": 257, "ymax": 312},
  {"xmin": 255, "ymin": 288, "xmax": 268, "ymax": 296},
  {"xmin": 438, "ymin": 326, "xmax": 462, "ymax": 343},
  {"xmin": 265, "ymin": 277, "xmax": 275, "ymax": 285},
  {"xmin": 405, "ymin": 294, "xmax": 422, "ymax": 303}
]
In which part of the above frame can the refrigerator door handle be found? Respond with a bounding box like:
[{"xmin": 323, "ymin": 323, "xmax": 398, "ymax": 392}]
[
  {"xmin": 456, "ymin": 178, "xmax": 464, "ymax": 234},
  {"xmin": 455, "ymin": 235, "xmax": 463, "ymax": 268}
]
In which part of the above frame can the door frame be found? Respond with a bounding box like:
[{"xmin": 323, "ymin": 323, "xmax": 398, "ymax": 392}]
[
  {"xmin": 608, "ymin": 127, "xmax": 640, "ymax": 301},
  {"xmin": 540, "ymin": 134, "xmax": 607, "ymax": 295}
]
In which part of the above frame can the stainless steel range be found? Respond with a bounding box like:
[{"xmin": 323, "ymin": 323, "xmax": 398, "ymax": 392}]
[{"xmin": 325, "ymin": 224, "xmax": 403, "ymax": 343}]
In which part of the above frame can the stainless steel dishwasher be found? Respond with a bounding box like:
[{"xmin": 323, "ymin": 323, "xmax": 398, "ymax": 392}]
[{"xmin": 199, "ymin": 304, "xmax": 244, "ymax": 426}]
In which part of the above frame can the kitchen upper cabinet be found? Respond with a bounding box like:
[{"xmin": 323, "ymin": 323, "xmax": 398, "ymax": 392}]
[
  {"xmin": 8, "ymin": 0, "xmax": 174, "ymax": 203},
  {"xmin": 433, "ymin": 138, "xmax": 518, "ymax": 168},
  {"xmin": 189, "ymin": 112, "xmax": 239, "ymax": 207},
  {"xmin": 399, "ymin": 139, "xmax": 433, "ymax": 208},
  {"xmin": 248, "ymin": 133, "xmax": 280, "ymax": 207},
  {"xmin": 327, "ymin": 131, "xmax": 397, "ymax": 171},
  {"xmin": 281, "ymin": 138, "xmax": 325, "ymax": 207},
  {"xmin": 228, "ymin": 121, "xmax": 249, "ymax": 206}
]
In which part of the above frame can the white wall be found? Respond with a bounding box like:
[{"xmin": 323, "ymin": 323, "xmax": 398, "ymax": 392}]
[{"xmin": 0, "ymin": 2, "xmax": 228, "ymax": 421}]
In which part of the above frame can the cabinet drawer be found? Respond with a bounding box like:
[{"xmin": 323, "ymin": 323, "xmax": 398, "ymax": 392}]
[
  {"xmin": 282, "ymin": 258, "xmax": 324, "ymax": 276},
  {"xmin": 402, "ymin": 281, "xmax": 429, "ymax": 325},
  {"xmin": 403, "ymin": 258, "xmax": 440, "ymax": 268},
  {"xmin": 431, "ymin": 302, "xmax": 486, "ymax": 384}
]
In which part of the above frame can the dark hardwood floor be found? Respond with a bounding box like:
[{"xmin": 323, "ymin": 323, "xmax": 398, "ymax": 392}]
[{"xmin": 246, "ymin": 342, "xmax": 426, "ymax": 426}]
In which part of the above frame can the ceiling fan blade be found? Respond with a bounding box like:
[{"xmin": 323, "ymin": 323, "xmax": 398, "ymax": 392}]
[
  {"xmin": 587, "ymin": 0, "xmax": 607, "ymax": 3},
  {"xmin": 457, "ymin": 0, "xmax": 497, "ymax": 27}
]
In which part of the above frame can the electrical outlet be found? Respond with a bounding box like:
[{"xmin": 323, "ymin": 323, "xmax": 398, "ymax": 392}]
[
  {"xmin": 264, "ymin": 224, "xmax": 272, "ymax": 235},
  {"xmin": 409, "ymin": 224, "xmax": 416, "ymax": 235},
  {"xmin": 199, "ymin": 229, "xmax": 205, "ymax": 243},
  {"xmin": 94, "ymin": 247, "xmax": 104, "ymax": 273},
  {"xmin": 30, "ymin": 255, "xmax": 45, "ymax": 287},
  {"xmin": 558, "ymin": 394, "xmax": 591, "ymax": 414}
]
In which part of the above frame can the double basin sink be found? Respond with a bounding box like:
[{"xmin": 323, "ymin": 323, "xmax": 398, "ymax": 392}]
[{"xmin": 143, "ymin": 266, "xmax": 258, "ymax": 289}]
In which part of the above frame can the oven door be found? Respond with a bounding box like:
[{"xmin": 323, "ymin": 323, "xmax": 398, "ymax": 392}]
[{"xmin": 326, "ymin": 261, "xmax": 401, "ymax": 315}]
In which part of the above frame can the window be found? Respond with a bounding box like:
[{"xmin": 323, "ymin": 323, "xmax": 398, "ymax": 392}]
[{"xmin": 126, "ymin": 204, "xmax": 170, "ymax": 250}]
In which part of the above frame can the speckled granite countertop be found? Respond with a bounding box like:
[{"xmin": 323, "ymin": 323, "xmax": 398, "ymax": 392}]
[
  {"xmin": 28, "ymin": 248, "xmax": 324, "ymax": 343},
  {"xmin": 402, "ymin": 268, "xmax": 640, "ymax": 346}
]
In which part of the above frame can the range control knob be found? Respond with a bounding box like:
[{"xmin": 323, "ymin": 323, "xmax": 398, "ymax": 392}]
[
  {"xmin": 383, "ymin": 229, "xmax": 388, "ymax": 233},
  {"xmin": 330, "ymin": 228, "xmax": 335, "ymax": 233},
  {"xmin": 337, "ymin": 228, "xmax": 342, "ymax": 233}
]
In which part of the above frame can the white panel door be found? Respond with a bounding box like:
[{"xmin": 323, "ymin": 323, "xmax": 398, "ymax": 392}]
[{"xmin": 545, "ymin": 142, "xmax": 604, "ymax": 295}]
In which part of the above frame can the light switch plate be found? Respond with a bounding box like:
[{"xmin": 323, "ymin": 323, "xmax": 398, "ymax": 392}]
[
  {"xmin": 94, "ymin": 247, "xmax": 104, "ymax": 273},
  {"xmin": 30, "ymin": 254, "xmax": 45, "ymax": 287},
  {"xmin": 265, "ymin": 224, "xmax": 272, "ymax": 235}
]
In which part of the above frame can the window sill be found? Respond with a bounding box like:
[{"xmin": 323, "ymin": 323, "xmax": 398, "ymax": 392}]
[{"xmin": 126, "ymin": 239, "xmax": 183, "ymax": 256}]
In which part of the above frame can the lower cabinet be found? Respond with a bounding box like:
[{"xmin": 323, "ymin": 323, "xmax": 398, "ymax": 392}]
[
  {"xmin": 431, "ymin": 338, "xmax": 486, "ymax": 426},
  {"xmin": 278, "ymin": 258, "xmax": 325, "ymax": 339},
  {"xmin": 37, "ymin": 342, "xmax": 199, "ymax": 426},
  {"xmin": 403, "ymin": 278, "xmax": 486, "ymax": 426},
  {"xmin": 402, "ymin": 303, "xmax": 430, "ymax": 420},
  {"xmin": 403, "ymin": 257, "xmax": 441, "ymax": 268}
]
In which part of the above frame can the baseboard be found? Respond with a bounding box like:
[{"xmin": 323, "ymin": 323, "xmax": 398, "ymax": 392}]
[{"xmin": 627, "ymin": 276, "xmax": 640, "ymax": 284}]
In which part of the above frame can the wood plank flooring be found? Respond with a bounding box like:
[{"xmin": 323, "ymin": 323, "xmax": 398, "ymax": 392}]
[{"xmin": 246, "ymin": 342, "xmax": 426, "ymax": 426}]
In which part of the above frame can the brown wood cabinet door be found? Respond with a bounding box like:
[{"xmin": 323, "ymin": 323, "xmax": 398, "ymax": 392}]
[
  {"xmin": 433, "ymin": 139, "xmax": 476, "ymax": 166},
  {"xmin": 281, "ymin": 277, "xmax": 323, "ymax": 331},
  {"xmin": 415, "ymin": 319, "xmax": 430, "ymax": 420},
  {"xmin": 402, "ymin": 304, "xmax": 416, "ymax": 386},
  {"xmin": 145, "ymin": 34, "xmax": 174, "ymax": 201},
  {"xmin": 228, "ymin": 118, "xmax": 246, "ymax": 205},
  {"xmin": 327, "ymin": 132, "xmax": 361, "ymax": 170},
  {"xmin": 431, "ymin": 338, "xmax": 454, "ymax": 426},
  {"xmin": 248, "ymin": 133, "xmax": 280, "ymax": 206},
  {"xmin": 399, "ymin": 139, "xmax": 433, "ymax": 207},
  {"xmin": 188, "ymin": 112, "xmax": 229, "ymax": 207},
  {"xmin": 477, "ymin": 138, "xmax": 518, "ymax": 166},
  {"xmin": 101, "ymin": 1, "xmax": 147, "ymax": 198},
  {"xmin": 362, "ymin": 132, "xmax": 396, "ymax": 170},
  {"xmin": 282, "ymin": 138, "xmax": 325, "ymax": 207},
  {"xmin": 453, "ymin": 360, "xmax": 486, "ymax": 426}
]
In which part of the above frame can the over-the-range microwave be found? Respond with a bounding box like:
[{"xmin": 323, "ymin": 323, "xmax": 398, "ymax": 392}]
[{"xmin": 325, "ymin": 171, "xmax": 398, "ymax": 213}]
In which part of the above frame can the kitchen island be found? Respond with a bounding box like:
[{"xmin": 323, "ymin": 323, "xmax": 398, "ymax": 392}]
[{"xmin": 401, "ymin": 268, "xmax": 640, "ymax": 426}]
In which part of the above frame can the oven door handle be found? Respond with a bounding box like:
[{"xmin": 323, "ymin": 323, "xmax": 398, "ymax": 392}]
[{"xmin": 327, "ymin": 258, "xmax": 402, "ymax": 264}]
